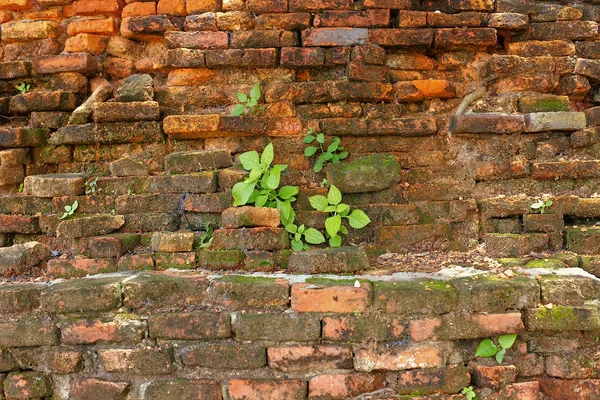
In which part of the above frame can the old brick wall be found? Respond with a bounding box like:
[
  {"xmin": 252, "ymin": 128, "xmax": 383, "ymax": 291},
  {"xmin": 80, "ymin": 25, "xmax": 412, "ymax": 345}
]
[
  {"xmin": 1, "ymin": 0, "xmax": 600, "ymax": 268},
  {"xmin": 0, "ymin": 270, "xmax": 599, "ymax": 399}
]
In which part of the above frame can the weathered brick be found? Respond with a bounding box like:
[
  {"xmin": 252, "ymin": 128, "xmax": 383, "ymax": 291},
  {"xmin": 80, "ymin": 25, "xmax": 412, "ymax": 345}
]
[
  {"xmin": 369, "ymin": 28, "xmax": 433, "ymax": 46},
  {"xmin": 47, "ymin": 257, "xmax": 117, "ymax": 278},
  {"xmin": 204, "ymin": 276, "xmax": 289, "ymax": 310},
  {"xmin": 291, "ymin": 281, "xmax": 371, "ymax": 313},
  {"xmin": 228, "ymin": 379, "xmax": 307, "ymax": 400},
  {"xmin": 69, "ymin": 379, "xmax": 130, "ymax": 400},
  {"xmin": 181, "ymin": 344, "xmax": 266, "ymax": 369},
  {"xmin": 473, "ymin": 364, "xmax": 517, "ymax": 388},
  {"xmin": 289, "ymin": 0, "xmax": 351, "ymax": 11},
  {"xmin": 308, "ymin": 373, "xmax": 386, "ymax": 399},
  {"xmin": 268, "ymin": 345, "xmax": 352, "ymax": 372},
  {"xmin": 164, "ymin": 149, "xmax": 231, "ymax": 174},
  {"xmin": 165, "ymin": 31, "xmax": 229, "ymax": 49},
  {"xmin": 151, "ymin": 232, "xmax": 194, "ymax": 252},
  {"xmin": 434, "ymin": 28, "xmax": 497, "ymax": 49},
  {"xmin": 99, "ymin": 347, "xmax": 175, "ymax": 374},
  {"xmin": 0, "ymin": 320, "xmax": 57, "ymax": 347},
  {"xmin": 0, "ymin": 20, "xmax": 60, "ymax": 42},
  {"xmin": 40, "ymin": 277, "xmax": 122, "ymax": 313},
  {"xmin": 354, "ymin": 344, "xmax": 442, "ymax": 372},
  {"xmin": 61, "ymin": 317, "xmax": 144, "ymax": 345},
  {"xmin": 452, "ymin": 275, "xmax": 540, "ymax": 312},
  {"xmin": 211, "ymin": 227, "xmax": 289, "ymax": 251},
  {"xmin": 33, "ymin": 52, "xmax": 97, "ymax": 74},
  {"xmin": 149, "ymin": 312, "xmax": 231, "ymax": 339},
  {"xmin": 373, "ymin": 280, "xmax": 457, "ymax": 315},
  {"xmin": 396, "ymin": 366, "xmax": 471, "ymax": 395},
  {"xmin": 145, "ymin": 380, "xmax": 223, "ymax": 399},
  {"xmin": 322, "ymin": 314, "xmax": 405, "ymax": 342},
  {"xmin": 528, "ymin": 21, "xmax": 598, "ymax": 40},
  {"xmin": 123, "ymin": 273, "xmax": 208, "ymax": 310},
  {"xmin": 92, "ymin": 101, "xmax": 160, "ymax": 122},
  {"xmin": 0, "ymin": 283, "xmax": 42, "ymax": 314},
  {"xmin": 525, "ymin": 306, "xmax": 600, "ymax": 331},
  {"xmin": 302, "ymin": 28, "xmax": 368, "ymax": 46},
  {"xmin": 4, "ymin": 372, "xmax": 53, "ymax": 399},
  {"xmin": 233, "ymin": 313, "xmax": 320, "ymax": 341}
]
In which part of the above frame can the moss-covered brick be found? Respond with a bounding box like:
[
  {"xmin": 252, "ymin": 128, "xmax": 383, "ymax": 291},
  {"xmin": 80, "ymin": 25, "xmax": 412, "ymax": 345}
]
[
  {"xmin": 243, "ymin": 251, "xmax": 277, "ymax": 271},
  {"xmin": 322, "ymin": 314, "xmax": 405, "ymax": 342},
  {"xmin": 155, "ymin": 252, "xmax": 196, "ymax": 270},
  {"xmin": 518, "ymin": 95, "xmax": 570, "ymax": 113},
  {"xmin": 56, "ymin": 214, "xmax": 125, "ymax": 239},
  {"xmin": 149, "ymin": 312, "xmax": 231, "ymax": 340},
  {"xmin": 144, "ymin": 379, "xmax": 222, "ymax": 400},
  {"xmin": 0, "ymin": 347, "xmax": 17, "ymax": 373},
  {"xmin": 46, "ymin": 258, "xmax": 117, "ymax": 279},
  {"xmin": 524, "ymin": 258, "xmax": 568, "ymax": 269},
  {"xmin": 61, "ymin": 316, "xmax": 145, "ymax": 345},
  {"xmin": 580, "ymin": 256, "xmax": 600, "ymax": 278},
  {"xmin": 373, "ymin": 279, "xmax": 457, "ymax": 316},
  {"xmin": 148, "ymin": 172, "xmax": 219, "ymax": 194},
  {"xmin": 210, "ymin": 227, "xmax": 289, "ymax": 251},
  {"xmin": 151, "ymin": 232, "xmax": 195, "ymax": 252},
  {"xmin": 0, "ymin": 283, "xmax": 43, "ymax": 314},
  {"xmin": 204, "ymin": 275, "xmax": 289, "ymax": 311},
  {"xmin": 565, "ymin": 227, "xmax": 600, "ymax": 255},
  {"xmin": 452, "ymin": 275, "xmax": 540, "ymax": 313},
  {"xmin": 287, "ymin": 246, "xmax": 370, "ymax": 274},
  {"xmin": 0, "ymin": 319, "xmax": 58, "ymax": 347},
  {"xmin": 123, "ymin": 273, "xmax": 209, "ymax": 311},
  {"xmin": 181, "ymin": 344, "xmax": 267, "ymax": 369},
  {"xmin": 197, "ymin": 249, "xmax": 246, "ymax": 270},
  {"xmin": 525, "ymin": 305, "xmax": 600, "ymax": 331},
  {"xmin": 540, "ymin": 275, "xmax": 600, "ymax": 306},
  {"xmin": 8, "ymin": 347, "xmax": 82, "ymax": 374},
  {"xmin": 40, "ymin": 276, "xmax": 122, "ymax": 314},
  {"xmin": 326, "ymin": 153, "xmax": 401, "ymax": 193},
  {"xmin": 438, "ymin": 312, "xmax": 524, "ymax": 340},
  {"xmin": 99, "ymin": 347, "xmax": 175, "ymax": 375},
  {"xmin": 233, "ymin": 313, "xmax": 320, "ymax": 341},
  {"xmin": 523, "ymin": 213, "xmax": 564, "ymax": 233},
  {"xmin": 546, "ymin": 352, "xmax": 600, "ymax": 379},
  {"xmin": 292, "ymin": 282, "xmax": 371, "ymax": 313},
  {"xmin": 395, "ymin": 366, "xmax": 471, "ymax": 395},
  {"xmin": 4, "ymin": 371, "xmax": 53, "ymax": 399},
  {"xmin": 117, "ymin": 254, "xmax": 155, "ymax": 271},
  {"xmin": 68, "ymin": 379, "xmax": 130, "ymax": 400},
  {"xmin": 484, "ymin": 233, "xmax": 549, "ymax": 258},
  {"xmin": 164, "ymin": 149, "xmax": 232, "ymax": 174}
]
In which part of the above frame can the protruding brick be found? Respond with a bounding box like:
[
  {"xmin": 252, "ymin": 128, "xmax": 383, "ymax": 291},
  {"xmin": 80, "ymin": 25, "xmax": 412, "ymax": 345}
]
[
  {"xmin": 33, "ymin": 53, "xmax": 97, "ymax": 74},
  {"xmin": 69, "ymin": 379, "xmax": 130, "ymax": 400},
  {"xmin": 291, "ymin": 282, "xmax": 371, "ymax": 313},
  {"xmin": 4, "ymin": 372, "xmax": 53, "ymax": 399},
  {"xmin": 99, "ymin": 347, "xmax": 174, "ymax": 374},
  {"xmin": 164, "ymin": 149, "xmax": 231, "ymax": 174},
  {"xmin": 308, "ymin": 373, "xmax": 387, "ymax": 398},
  {"xmin": 354, "ymin": 344, "xmax": 442, "ymax": 372}
]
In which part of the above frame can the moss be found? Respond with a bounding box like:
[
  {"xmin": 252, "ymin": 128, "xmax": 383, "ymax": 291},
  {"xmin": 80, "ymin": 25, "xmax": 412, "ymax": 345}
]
[
  {"xmin": 536, "ymin": 305, "xmax": 576, "ymax": 322},
  {"xmin": 531, "ymin": 98, "xmax": 569, "ymax": 112},
  {"xmin": 416, "ymin": 208, "xmax": 436, "ymax": 224},
  {"xmin": 524, "ymin": 259, "xmax": 568, "ymax": 269},
  {"xmin": 217, "ymin": 275, "xmax": 279, "ymax": 285},
  {"xmin": 306, "ymin": 277, "xmax": 371, "ymax": 286},
  {"xmin": 497, "ymin": 258, "xmax": 529, "ymax": 268}
]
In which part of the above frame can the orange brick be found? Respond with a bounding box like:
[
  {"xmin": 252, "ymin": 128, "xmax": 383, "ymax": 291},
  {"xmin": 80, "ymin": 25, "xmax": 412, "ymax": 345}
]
[
  {"xmin": 167, "ymin": 68, "xmax": 218, "ymax": 86},
  {"xmin": 409, "ymin": 317, "xmax": 442, "ymax": 342},
  {"xmin": 122, "ymin": 1, "xmax": 156, "ymax": 17},
  {"xmin": 394, "ymin": 79, "xmax": 456, "ymax": 102},
  {"xmin": 228, "ymin": 379, "xmax": 307, "ymax": 400},
  {"xmin": 354, "ymin": 344, "xmax": 442, "ymax": 372},
  {"xmin": 186, "ymin": 0, "xmax": 219, "ymax": 14},
  {"xmin": 67, "ymin": 17, "xmax": 117, "ymax": 35},
  {"xmin": 103, "ymin": 56, "xmax": 135, "ymax": 78},
  {"xmin": 0, "ymin": 0, "xmax": 29, "ymax": 11},
  {"xmin": 469, "ymin": 313, "xmax": 525, "ymax": 336},
  {"xmin": 1, "ymin": 20, "xmax": 61, "ymax": 42},
  {"xmin": 64, "ymin": 33, "xmax": 109, "ymax": 54},
  {"xmin": 64, "ymin": 0, "xmax": 122, "ymax": 17},
  {"xmin": 157, "ymin": 0, "xmax": 186, "ymax": 15},
  {"xmin": 0, "ymin": 10, "xmax": 12, "ymax": 22},
  {"xmin": 267, "ymin": 345, "xmax": 353, "ymax": 372},
  {"xmin": 33, "ymin": 53, "xmax": 97, "ymax": 74},
  {"xmin": 22, "ymin": 8, "xmax": 61, "ymax": 20},
  {"xmin": 61, "ymin": 319, "xmax": 143, "ymax": 345},
  {"xmin": 291, "ymin": 283, "xmax": 371, "ymax": 313},
  {"xmin": 308, "ymin": 373, "xmax": 386, "ymax": 398}
]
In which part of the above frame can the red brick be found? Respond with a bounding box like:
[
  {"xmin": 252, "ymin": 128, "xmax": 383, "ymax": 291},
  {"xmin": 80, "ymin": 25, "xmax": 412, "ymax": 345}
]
[
  {"xmin": 99, "ymin": 347, "xmax": 174, "ymax": 374},
  {"xmin": 268, "ymin": 345, "xmax": 353, "ymax": 372},
  {"xmin": 308, "ymin": 373, "xmax": 386, "ymax": 398},
  {"xmin": 473, "ymin": 364, "xmax": 517, "ymax": 388},
  {"xmin": 354, "ymin": 344, "xmax": 443, "ymax": 372},
  {"xmin": 0, "ymin": 215, "xmax": 39, "ymax": 234},
  {"xmin": 314, "ymin": 9, "xmax": 389, "ymax": 27},
  {"xmin": 149, "ymin": 312, "xmax": 231, "ymax": 340},
  {"xmin": 145, "ymin": 380, "xmax": 223, "ymax": 399},
  {"xmin": 409, "ymin": 317, "xmax": 443, "ymax": 342},
  {"xmin": 64, "ymin": 0, "xmax": 122, "ymax": 16},
  {"xmin": 165, "ymin": 31, "xmax": 228, "ymax": 49},
  {"xmin": 434, "ymin": 28, "xmax": 497, "ymax": 49},
  {"xmin": 69, "ymin": 379, "xmax": 129, "ymax": 400},
  {"xmin": 291, "ymin": 282, "xmax": 371, "ymax": 313},
  {"xmin": 322, "ymin": 315, "xmax": 405, "ymax": 342},
  {"xmin": 364, "ymin": 0, "xmax": 411, "ymax": 7},
  {"xmin": 0, "ymin": 20, "xmax": 61, "ymax": 42},
  {"xmin": 157, "ymin": 0, "xmax": 186, "ymax": 15},
  {"xmin": 66, "ymin": 17, "xmax": 117, "ymax": 35},
  {"xmin": 281, "ymin": 47, "xmax": 324, "ymax": 67},
  {"xmin": 247, "ymin": 0, "xmax": 287, "ymax": 13},
  {"xmin": 395, "ymin": 80, "xmax": 455, "ymax": 101},
  {"xmin": 61, "ymin": 318, "xmax": 144, "ymax": 345},
  {"xmin": 186, "ymin": 0, "xmax": 219, "ymax": 13},
  {"xmin": 396, "ymin": 366, "xmax": 471, "ymax": 395},
  {"xmin": 369, "ymin": 28, "xmax": 433, "ymax": 46},
  {"xmin": 228, "ymin": 379, "xmax": 307, "ymax": 400},
  {"xmin": 64, "ymin": 33, "xmax": 109, "ymax": 54},
  {"xmin": 33, "ymin": 53, "xmax": 97, "ymax": 74},
  {"xmin": 289, "ymin": 0, "xmax": 351, "ymax": 12},
  {"xmin": 122, "ymin": 1, "xmax": 156, "ymax": 17},
  {"xmin": 47, "ymin": 258, "xmax": 117, "ymax": 278},
  {"xmin": 181, "ymin": 344, "xmax": 267, "ymax": 369},
  {"xmin": 538, "ymin": 378, "xmax": 600, "ymax": 400}
]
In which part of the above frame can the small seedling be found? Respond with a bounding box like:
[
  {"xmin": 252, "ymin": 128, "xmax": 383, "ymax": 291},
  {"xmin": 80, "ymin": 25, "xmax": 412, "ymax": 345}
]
[
  {"xmin": 58, "ymin": 200, "xmax": 78, "ymax": 220},
  {"xmin": 285, "ymin": 223, "xmax": 325, "ymax": 251},
  {"xmin": 530, "ymin": 199, "xmax": 553, "ymax": 214},
  {"xmin": 127, "ymin": 189, "xmax": 134, "ymax": 195},
  {"xmin": 475, "ymin": 334, "xmax": 518, "ymax": 364},
  {"xmin": 16, "ymin": 82, "xmax": 30, "ymax": 94},
  {"xmin": 461, "ymin": 386, "xmax": 477, "ymax": 400},
  {"xmin": 309, "ymin": 185, "xmax": 371, "ymax": 247},
  {"xmin": 231, "ymin": 83, "xmax": 264, "ymax": 116},
  {"xmin": 17, "ymin": 183, "xmax": 24, "ymax": 193},
  {"xmin": 197, "ymin": 223, "xmax": 214, "ymax": 250},
  {"xmin": 84, "ymin": 177, "xmax": 102, "ymax": 195},
  {"xmin": 303, "ymin": 129, "xmax": 349, "ymax": 172}
]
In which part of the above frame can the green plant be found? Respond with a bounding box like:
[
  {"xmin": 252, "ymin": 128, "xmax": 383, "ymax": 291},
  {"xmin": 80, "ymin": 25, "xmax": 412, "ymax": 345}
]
[
  {"xmin": 461, "ymin": 386, "xmax": 477, "ymax": 400},
  {"xmin": 84, "ymin": 177, "xmax": 102, "ymax": 195},
  {"xmin": 231, "ymin": 83, "xmax": 263, "ymax": 116},
  {"xmin": 127, "ymin": 189, "xmax": 134, "ymax": 195},
  {"xmin": 303, "ymin": 129, "xmax": 349, "ymax": 172},
  {"xmin": 308, "ymin": 185, "xmax": 371, "ymax": 247},
  {"xmin": 17, "ymin": 183, "xmax": 23, "ymax": 193},
  {"xmin": 197, "ymin": 223, "xmax": 214, "ymax": 250},
  {"xmin": 58, "ymin": 200, "xmax": 78, "ymax": 220},
  {"xmin": 475, "ymin": 334, "xmax": 518, "ymax": 364},
  {"xmin": 530, "ymin": 199, "xmax": 553, "ymax": 214},
  {"xmin": 285, "ymin": 223, "xmax": 325, "ymax": 251},
  {"xmin": 16, "ymin": 82, "xmax": 30, "ymax": 94},
  {"xmin": 232, "ymin": 143, "xmax": 298, "ymax": 227}
]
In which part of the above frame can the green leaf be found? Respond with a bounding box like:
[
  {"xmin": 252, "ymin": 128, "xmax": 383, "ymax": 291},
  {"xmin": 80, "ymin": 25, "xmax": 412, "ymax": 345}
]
[
  {"xmin": 239, "ymin": 150, "xmax": 260, "ymax": 171},
  {"xmin": 302, "ymin": 228, "xmax": 324, "ymax": 244},
  {"xmin": 261, "ymin": 143, "xmax": 274, "ymax": 166},
  {"xmin": 248, "ymin": 97, "xmax": 257, "ymax": 107},
  {"xmin": 255, "ymin": 194, "xmax": 268, "ymax": 207},
  {"xmin": 309, "ymin": 195, "xmax": 329, "ymax": 212},
  {"xmin": 323, "ymin": 152, "xmax": 333, "ymax": 161},
  {"xmin": 348, "ymin": 209, "xmax": 371, "ymax": 229},
  {"xmin": 65, "ymin": 205, "xmax": 72, "ymax": 212},
  {"xmin": 475, "ymin": 339, "xmax": 498, "ymax": 358},
  {"xmin": 72, "ymin": 200, "xmax": 78, "ymax": 211},
  {"xmin": 237, "ymin": 92, "xmax": 248, "ymax": 103},
  {"xmin": 297, "ymin": 224, "xmax": 305, "ymax": 233},
  {"xmin": 232, "ymin": 181, "xmax": 255, "ymax": 206},
  {"xmin": 291, "ymin": 239, "xmax": 304, "ymax": 251},
  {"xmin": 316, "ymin": 133, "xmax": 325, "ymax": 144},
  {"xmin": 275, "ymin": 164, "xmax": 288, "ymax": 172},
  {"xmin": 266, "ymin": 165, "xmax": 281, "ymax": 190},
  {"xmin": 329, "ymin": 234, "xmax": 342, "ymax": 247},
  {"xmin": 336, "ymin": 204, "xmax": 350, "ymax": 216},
  {"xmin": 304, "ymin": 146, "xmax": 318, "ymax": 157},
  {"xmin": 303, "ymin": 135, "xmax": 315, "ymax": 144},
  {"xmin": 325, "ymin": 215, "xmax": 341, "ymax": 238},
  {"xmin": 314, "ymin": 160, "xmax": 324, "ymax": 172},
  {"xmin": 324, "ymin": 205, "xmax": 336, "ymax": 213},
  {"xmin": 327, "ymin": 141, "xmax": 339, "ymax": 152},
  {"xmin": 231, "ymin": 104, "xmax": 246, "ymax": 116},
  {"xmin": 285, "ymin": 223, "xmax": 297, "ymax": 234},
  {"xmin": 332, "ymin": 154, "xmax": 340, "ymax": 163},
  {"xmin": 279, "ymin": 200, "xmax": 292, "ymax": 220},
  {"xmin": 338, "ymin": 151, "xmax": 349, "ymax": 160},
  {"xmin": 248, "ymin": 189, "xmax": 260, "ymax": 203},
  {"xmin": 327, "ymin": 185, "xmax": 342, "ymax": 206},
  {"xmin": 250, "ymin": 82, "xmax": 260, "ymax": 99},
  {"xmin": 530, "ymin": 203, "xmax": 541, "ymax": 209},
  {"xmin": 278, "ymin": 186, "xmax": 299, "ymax": 200},
  {"xmin": 498, "ymin": 334, "xmax": 518, "ymax": 349},
  {"xmin": 495, "ymin": 348, "xmax": 506, "ymax": 364},
  {"xmin": 339, "ymin": 225, "xmax": 348, "ymax": 235}
]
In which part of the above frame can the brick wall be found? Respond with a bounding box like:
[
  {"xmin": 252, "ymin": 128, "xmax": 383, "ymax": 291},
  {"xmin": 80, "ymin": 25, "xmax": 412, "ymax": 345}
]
[
  {"xmin": 1, "ymin": 270, "xmax": 599, "ymax": 399},
  {"xmin": 1, "ymin": 0, "xmax": 600, "ymax": 267}
]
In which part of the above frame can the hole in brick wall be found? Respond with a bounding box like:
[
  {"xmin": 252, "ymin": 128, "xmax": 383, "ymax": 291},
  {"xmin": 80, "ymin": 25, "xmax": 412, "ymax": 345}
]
[
  {"xmin": 563, "ymin": 215, "xmax": 600, "ymax": 226},
  {"xmin": 390, "ymin": 9, "xmax": 400, "ymax": 28}
]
